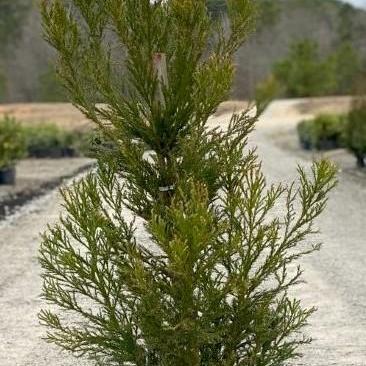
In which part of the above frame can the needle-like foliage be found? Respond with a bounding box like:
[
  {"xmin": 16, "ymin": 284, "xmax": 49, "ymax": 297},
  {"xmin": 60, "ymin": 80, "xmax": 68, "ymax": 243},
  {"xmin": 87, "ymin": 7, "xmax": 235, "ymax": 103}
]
[{"xmin": 39, "ymin": 1, "xmax": 337, "ymax": 365}]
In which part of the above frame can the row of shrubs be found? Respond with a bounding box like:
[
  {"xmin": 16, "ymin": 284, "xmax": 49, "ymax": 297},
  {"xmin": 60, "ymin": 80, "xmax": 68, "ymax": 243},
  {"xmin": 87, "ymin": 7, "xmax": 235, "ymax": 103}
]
[
  {"xmin": 297, "ymin": 97, "xmax": 366, "ymax": 167},
  {"xmin": 0, "ymin": 116, "xmax": 94, "ymax": 170}
]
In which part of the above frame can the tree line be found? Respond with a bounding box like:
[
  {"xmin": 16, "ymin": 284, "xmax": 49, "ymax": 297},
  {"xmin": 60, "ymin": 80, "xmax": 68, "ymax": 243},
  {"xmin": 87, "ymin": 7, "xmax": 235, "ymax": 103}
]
[{"xmin": 0, "ymin": 0, "xmax": 366, "ymax": 102}]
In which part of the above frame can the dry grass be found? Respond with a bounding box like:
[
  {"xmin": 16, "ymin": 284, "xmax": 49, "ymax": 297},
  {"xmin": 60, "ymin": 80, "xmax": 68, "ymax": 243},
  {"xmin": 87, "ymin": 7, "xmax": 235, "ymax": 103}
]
[
  {"xmin": 0, "ymin": 97, "xmax": 353, "ymax": 132},
  {"xmin": 0, "ymin": 103, "xmax": 91, "ymax": 131}
]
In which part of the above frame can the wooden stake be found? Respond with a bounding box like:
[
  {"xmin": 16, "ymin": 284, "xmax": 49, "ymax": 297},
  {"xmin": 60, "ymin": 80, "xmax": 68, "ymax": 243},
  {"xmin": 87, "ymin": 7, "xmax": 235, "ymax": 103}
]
[{"xmin": 152, "ymin": 53, "xmax": 168, "ymax": 108}]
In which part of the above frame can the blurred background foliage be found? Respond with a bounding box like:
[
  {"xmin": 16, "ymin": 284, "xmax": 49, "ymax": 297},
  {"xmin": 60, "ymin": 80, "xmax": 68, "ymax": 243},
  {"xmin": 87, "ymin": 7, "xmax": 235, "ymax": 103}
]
[
  {"xmin": 0, "ymin": 0, "xmax": 30, "ymax": 49},
  {"xmin": 0, "ymin": 0, "xmax": 365, "ymax": 102}
]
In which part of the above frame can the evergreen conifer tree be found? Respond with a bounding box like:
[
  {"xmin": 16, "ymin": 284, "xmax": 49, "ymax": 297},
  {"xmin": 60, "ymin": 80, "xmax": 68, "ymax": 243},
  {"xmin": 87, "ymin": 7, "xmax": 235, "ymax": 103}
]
[
  {"xmin": 274, "ymin": 40, "xmax": 337, "ymax": 98},
  {"xmin": 39, "ymin": 1, "xmax": 337, "ymax": 364}
]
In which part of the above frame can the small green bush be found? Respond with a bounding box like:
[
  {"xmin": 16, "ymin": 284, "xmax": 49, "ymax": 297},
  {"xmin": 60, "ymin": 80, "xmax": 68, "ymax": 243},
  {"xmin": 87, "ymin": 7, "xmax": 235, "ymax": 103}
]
[
  {"xmin": 297, "ymin": 114, "xmax": 347, "ymax": 150},
  {"xmin": 345, "ymin": 97, "xmax": 366, "ymax": 167},
  {"xmin": 0, "ymin": 116, "xmax": 26, "ymax": 169},
  {"xmin": 22, "ymin": 123, "xmax": 93, "ymax": 158}
]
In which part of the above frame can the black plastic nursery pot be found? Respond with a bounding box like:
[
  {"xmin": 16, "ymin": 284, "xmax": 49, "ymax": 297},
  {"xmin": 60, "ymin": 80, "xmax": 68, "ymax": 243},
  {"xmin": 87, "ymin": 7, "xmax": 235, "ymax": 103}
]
[
  {"xmin": 0, "ymin": 166, "xmax": 16, "ymax": 185},
  {"xmin": 28, "ymin": 147, "xmax": 77, "ymax": 159},
  {"xmin": 316, "ymin": 137, "xmax": 339, "ymax": 151}
]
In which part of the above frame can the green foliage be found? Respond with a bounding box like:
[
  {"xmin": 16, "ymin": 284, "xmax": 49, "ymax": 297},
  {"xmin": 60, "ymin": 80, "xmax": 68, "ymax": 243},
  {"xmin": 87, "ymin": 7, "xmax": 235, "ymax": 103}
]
[
  {"xmin": 206, "ymin": 0, "xmax": 279, "ymax": 29},
  {"xmin": 0, "ymin": 0, "xmax": 30, "ymax": 52},
  {"xmin": 22, "ymin": 123, "xmax": 93, "ymax": 158},
  {"xmin": 255, "ymin": 74, "xmax": 280, "ymax": 113},
  {"xmin": 297, "ymin": 114, "xmax": 347, "ymax": 150},
  {"xmin": 41, "ymin": 158, "xmax": 337, "ymax": 365},
  {"xmin": 345, "ymin": 97, "xmax": 366, "ymax": 167},
  {"xmin": 274, "ymin": 40, "xmax": 337, "ymax": 98},
  {"xmin": 23, "ymin": 123, "xmax": 75, "ymax": 158},
  {"xmin": 337, "ymin": 2, "xmax": 360, "ymax": 44},
  {"xmin": 72, "ymin": 129, "xmax": 99, "ymax": 158},
  {"xmin": 351, "ymin": 69, "xmax": 366, "ymax": 96},
  {"xmin": 37, "ymin": 65, "xmax": 67, "ymax": 102},
  {"xmin": 0, "ymin": 116, "xmax": 26, "ymax": 168},
  {"xmin": 256, "ymin": 0, "xmax": 280, "ymax": 30},
  {"xmin": 39, "ymin": 1, "xmax": 337, "ymax": 365},
  {"xmin": 0, "ymin": 69, "xmax": 6, "ymax": 100},
  {"xmin": 274, "ymin": 38, "xmax": 365, "ymax": 98},
  {"xmin": 332, "ymin": 43, "xmax": 362, "ymax": 95},
  {"xmin": 206, "ymin": 0, "xmax": 226, "ymax": 17}
]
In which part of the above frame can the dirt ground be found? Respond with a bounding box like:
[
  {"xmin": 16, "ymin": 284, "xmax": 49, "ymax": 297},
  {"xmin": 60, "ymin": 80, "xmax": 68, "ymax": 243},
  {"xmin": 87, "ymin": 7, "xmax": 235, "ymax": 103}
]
[
  {"xmin": 0, "ymin": 98, "xmax": 365, "ymax": 365},
  {"xmin": 0, "ymin": 100, "xmax": 249, "ymax": 131},
  {"xmin": 0, "ymin": 103, "xmax": 92, "ymax": 131}
]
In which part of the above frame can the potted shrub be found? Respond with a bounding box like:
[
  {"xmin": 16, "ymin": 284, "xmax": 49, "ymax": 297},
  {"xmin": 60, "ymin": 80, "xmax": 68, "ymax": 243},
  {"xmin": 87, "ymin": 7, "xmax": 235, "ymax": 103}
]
[
  {"xmin": 345, "ymin": 96, "xmax": 366, "ymax": 168},
  {"xmin": 0, "ymin": 116, "xmax": 26, "ymax": 185},
  {"xmin": 23, "ymin": 123, "xmax": 77, "ymax": 158},
  {"xmin": 297, "ymin": 119, "xmax": 315, "ymax": 150},
  {"xmin": 297, "ymin": 114, "xmax": 347, "ymax": 151}
]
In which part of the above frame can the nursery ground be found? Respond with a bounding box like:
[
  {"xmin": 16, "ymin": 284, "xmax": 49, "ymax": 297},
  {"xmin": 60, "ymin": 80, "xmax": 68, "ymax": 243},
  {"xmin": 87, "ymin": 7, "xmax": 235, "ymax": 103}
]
[
  {"xmin": 0, "ymin": 99, "xmax": 365, "ymax": 365},
  {"xmin": 0, "ymin": 158, "xmax": 94, "ymax": 220},
  {"xmin": 259, "ymin": 101, "xmax": 366, "ymax": 366}
]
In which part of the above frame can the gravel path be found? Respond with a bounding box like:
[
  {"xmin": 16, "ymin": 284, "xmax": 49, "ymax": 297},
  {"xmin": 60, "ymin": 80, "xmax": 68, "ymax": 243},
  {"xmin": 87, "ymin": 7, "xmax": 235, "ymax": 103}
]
[
  {"xmin": 0, "ymin": 189, "xmax": 89, "ymax": 365},
  {"xmin": 0, "ymin": 101, "xmax": 365, "ymax": 365},
  {"xmin": 0, "ymin": 158, "xmax": 94, "ymax": 219},
  {"xmin": 257, "ymin": 104, "xmax": 366, "ymax": 365}
]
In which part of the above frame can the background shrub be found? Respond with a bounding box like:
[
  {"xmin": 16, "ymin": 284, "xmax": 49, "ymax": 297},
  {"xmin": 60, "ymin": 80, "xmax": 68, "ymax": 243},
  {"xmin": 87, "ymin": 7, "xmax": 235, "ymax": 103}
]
[
  {"xmin": 23, "ymin": 123, "xmax": 76, "ymax": 158},
  {"xmin": 0, "ymin": 116, "xmax": 26, "ymax": 169},
  {"xmin": 297, "ymin": 114, "xmax": 347, "ymax": 150},
  {"xmin": 345, "ymin": 97, "xmax": 366, "ymax": 167},
  {"xmin": 22, "ymin": 123, "xmax": 93, "ymax": 158}
]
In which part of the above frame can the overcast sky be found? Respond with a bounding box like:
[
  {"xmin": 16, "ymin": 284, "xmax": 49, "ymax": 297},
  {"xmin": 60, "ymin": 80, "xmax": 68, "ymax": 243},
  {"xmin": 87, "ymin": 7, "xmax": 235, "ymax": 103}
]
[{"xmin": 343, "ymin": 0, "xmax": 366, "ymax": 7}]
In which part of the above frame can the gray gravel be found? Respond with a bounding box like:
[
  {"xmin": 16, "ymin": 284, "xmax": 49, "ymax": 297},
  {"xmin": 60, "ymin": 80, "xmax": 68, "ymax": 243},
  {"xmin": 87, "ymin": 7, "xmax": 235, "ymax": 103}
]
[
  {"xmin": 0, "ymin": 189, "xmax": 89, "ymax": 365},
  {"xmin": 0, "ymin": 101, "xmax": 365, "ymax": 365},
  {"xmin": 0, "ymin": 158, "xmax": 94, "ymax": 219},
  {"xmin": 258, "ymin": 102, "xmax": 366, "ymax": 365},
  {"xmin": 257, "ymin": 138, "xmax": 366, "ymax": 365}
]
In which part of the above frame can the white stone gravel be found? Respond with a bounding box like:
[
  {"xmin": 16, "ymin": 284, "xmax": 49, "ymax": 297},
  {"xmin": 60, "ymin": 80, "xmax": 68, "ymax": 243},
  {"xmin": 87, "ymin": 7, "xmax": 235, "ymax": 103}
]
[
  {"xmin": 258, "ymin": 101, "xmax": 366, "ymax": 366},
  {"xmin": 0, "ymin": 100, "xmax": 365, "ymax": 365}
]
